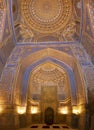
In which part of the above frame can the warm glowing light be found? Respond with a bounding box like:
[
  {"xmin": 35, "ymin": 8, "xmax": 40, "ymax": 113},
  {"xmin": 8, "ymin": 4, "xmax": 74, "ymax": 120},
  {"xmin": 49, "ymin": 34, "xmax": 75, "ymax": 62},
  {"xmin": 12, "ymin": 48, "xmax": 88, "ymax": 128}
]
[
  {"xmin": 72, "ymin": 106, "xmax": 81, "ymax": 115},
  {"xmin": 31, "ymin": 106, "xmax": 39, "ymax": 114},
  {"xmin": 17, "ymin": 106, "xmax": 26, "ymax": 114},
  {"xmin": 0, "ymin": 106, "xmax": 3, "ymax": 113},
  {"xmin": 59, "ymin": 106, "xmax": 68, "ymax": 114}
]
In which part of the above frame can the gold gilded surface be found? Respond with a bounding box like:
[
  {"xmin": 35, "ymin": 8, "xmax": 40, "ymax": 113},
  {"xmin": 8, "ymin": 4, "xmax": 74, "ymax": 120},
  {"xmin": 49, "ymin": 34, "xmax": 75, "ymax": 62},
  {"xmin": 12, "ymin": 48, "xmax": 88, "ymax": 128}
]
[
  {"xmin": 29, "ymin": 62, "xmax": 70, "ymax": 101},
  {"xmin": 20, "ymin": 0, "xmax": 72, "ymax": 33}
]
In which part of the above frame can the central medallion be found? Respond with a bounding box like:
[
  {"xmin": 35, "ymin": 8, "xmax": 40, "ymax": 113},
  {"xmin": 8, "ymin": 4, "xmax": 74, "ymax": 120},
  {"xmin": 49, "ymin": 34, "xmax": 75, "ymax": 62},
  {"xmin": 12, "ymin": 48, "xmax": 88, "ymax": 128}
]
[
  {"xmin": 31, "ymin": 0, "xmax": 62, "ymax": 23},
  {"xmin": 21, "ymin": 0, "xmax": 72, "ymax": 33}
]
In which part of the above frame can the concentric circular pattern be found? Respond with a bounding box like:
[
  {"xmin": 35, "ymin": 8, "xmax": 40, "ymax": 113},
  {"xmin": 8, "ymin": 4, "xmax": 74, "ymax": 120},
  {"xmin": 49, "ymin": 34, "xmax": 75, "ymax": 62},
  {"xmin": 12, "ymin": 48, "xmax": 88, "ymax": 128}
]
[
  {"xmin": 21, "ymin": 0, "xmax": 72, "ymax": 33},
  {"xmin": 31, "ymin": 0, "xmax": 62, "ymax": 23}
]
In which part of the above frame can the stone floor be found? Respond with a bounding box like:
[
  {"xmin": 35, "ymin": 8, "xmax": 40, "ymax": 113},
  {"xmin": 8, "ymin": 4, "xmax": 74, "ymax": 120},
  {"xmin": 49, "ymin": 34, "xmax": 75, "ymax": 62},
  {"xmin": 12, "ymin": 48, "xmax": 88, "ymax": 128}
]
[{"xmin": 19, "ymin": 124, "xmax": 78, "ymax": 130}]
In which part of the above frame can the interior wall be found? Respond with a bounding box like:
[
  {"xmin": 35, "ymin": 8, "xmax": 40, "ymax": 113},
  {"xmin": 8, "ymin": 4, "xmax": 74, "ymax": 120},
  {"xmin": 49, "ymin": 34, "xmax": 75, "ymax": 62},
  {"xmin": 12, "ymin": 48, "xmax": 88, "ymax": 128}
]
[
  {"xmin": 27, "ymin": 62, "xmax": 71, "ymax": 124},
  {"xmin": 0, "ymin": 44, "xmax": 93, "ymax": 130},
  {"xmin": 13, "ymin": 48, "xmax": 86, "ymax": 106},
  {"xmin": 0, "ymin": 44, "xmax": 90, "ymax": 106},
  {"xmin": 0, "ymin": 0, "xmax": 15, "ymax": 76},
  {"xmin": 0, "ymin": 0, "xmax": 94, "ymax": 130},
  {"xmin": 82, "ymin": 0, "xmax": 94, "ymax": 64}
]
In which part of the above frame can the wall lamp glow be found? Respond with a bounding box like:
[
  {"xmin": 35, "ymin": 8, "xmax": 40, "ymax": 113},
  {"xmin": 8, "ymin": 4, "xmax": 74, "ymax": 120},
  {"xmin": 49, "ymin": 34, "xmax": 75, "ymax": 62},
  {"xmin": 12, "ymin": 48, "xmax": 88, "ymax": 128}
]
[
  {"xmin": 58, "ymin": 106, "xmax": 68, "ymax": 114},
  {"xmin": 31, "ymin": 106, "xmax": 39, "ymax": 114},
  {"xmin": 72, "ymin": 106, "xmax": 81, "ymax": 115},
  {"xmin": 0, "ymin": 106, "xmax": 3, "ymax": 113},
  {"xmin": 17, "ymin": 106, "xmax": 26, "ymax": 114}
]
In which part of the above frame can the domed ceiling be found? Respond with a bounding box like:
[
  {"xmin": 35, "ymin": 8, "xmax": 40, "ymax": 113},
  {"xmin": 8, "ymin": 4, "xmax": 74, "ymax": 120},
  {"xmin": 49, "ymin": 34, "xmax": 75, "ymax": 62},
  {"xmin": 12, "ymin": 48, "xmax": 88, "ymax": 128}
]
[
  {"xmin": 21, "ymin": 0, "xmax": 72, "ymax": 33},
  {"xmin": 13, "ymin": 0, "xmax": 81, "ymax": 43}
]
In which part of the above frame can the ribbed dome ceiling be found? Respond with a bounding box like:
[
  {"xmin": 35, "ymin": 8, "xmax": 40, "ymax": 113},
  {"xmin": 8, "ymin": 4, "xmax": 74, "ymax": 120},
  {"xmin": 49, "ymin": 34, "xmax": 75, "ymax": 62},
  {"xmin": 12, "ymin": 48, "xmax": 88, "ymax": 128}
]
[{"xmin": 21, "ymin": 0, "xmax": 72, "ymax": 33}]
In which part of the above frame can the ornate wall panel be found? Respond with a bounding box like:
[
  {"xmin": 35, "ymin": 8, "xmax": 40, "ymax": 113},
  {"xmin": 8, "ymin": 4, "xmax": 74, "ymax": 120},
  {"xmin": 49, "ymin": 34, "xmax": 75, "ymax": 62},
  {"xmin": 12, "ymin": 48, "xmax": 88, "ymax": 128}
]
[
  {"xmin": 29, "ymin": 62, "xmax": 70, "ymax": 101},
  {"xmin": 0, "ymin": 46, "xmax": 88, "ymax": 106},
  {"xmin": 87, "ymin": 0, "xmax": 94, "ymax": 37},
  {"xmin": 82, "ymin": 0, "xmax": 94, "ymax": 64},
  {"xmin": 0, "ymin": 0, "xmax": 15, "ymax": 76},
  {"xmin": 0, "ymin": 0, "xmax": 6, "ymax": 43}
]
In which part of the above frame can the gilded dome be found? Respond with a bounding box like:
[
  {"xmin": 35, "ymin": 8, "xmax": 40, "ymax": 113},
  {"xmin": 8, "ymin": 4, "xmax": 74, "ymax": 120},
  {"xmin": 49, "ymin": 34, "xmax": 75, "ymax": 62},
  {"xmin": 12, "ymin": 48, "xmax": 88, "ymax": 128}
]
[{"xmin": 21, "ymin": 0, "xmax": 72, "ymax": 33}]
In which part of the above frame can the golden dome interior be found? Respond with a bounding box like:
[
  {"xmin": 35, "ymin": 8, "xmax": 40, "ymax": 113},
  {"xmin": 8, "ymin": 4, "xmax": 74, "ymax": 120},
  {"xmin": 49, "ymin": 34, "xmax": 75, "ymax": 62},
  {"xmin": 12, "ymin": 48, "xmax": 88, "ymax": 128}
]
[{"xmin": 16, "ymin": 0, "xmax": 77, "ymax": 43}]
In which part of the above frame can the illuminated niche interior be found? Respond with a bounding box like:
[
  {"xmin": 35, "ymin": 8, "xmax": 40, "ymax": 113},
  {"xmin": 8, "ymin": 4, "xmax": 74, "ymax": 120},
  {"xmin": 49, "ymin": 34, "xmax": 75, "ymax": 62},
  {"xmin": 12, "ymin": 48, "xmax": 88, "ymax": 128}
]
[{"xmin": 27, "ymin": 62, "xmax": 72, "ymax": 117}]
